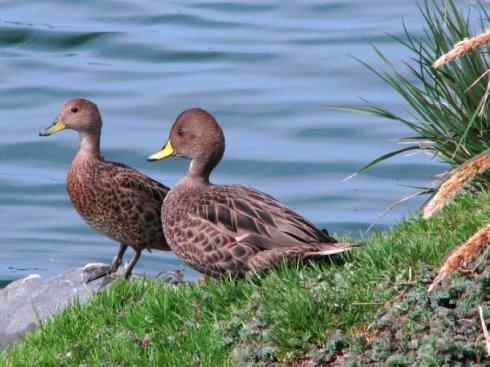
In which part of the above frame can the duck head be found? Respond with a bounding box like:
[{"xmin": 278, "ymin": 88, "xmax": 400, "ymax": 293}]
[
  {"xmin": 148, "ymin": 108, "xmax": 225, "ymax": 182},
  {"xmin": 40, "ymin": 98, "xmax": 102, "ymax": 137}
]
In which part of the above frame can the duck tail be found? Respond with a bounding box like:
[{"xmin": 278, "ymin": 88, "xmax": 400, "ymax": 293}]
[{"xmin": 305, "ymin": 242, "xmax": 352, "ymax": 257}]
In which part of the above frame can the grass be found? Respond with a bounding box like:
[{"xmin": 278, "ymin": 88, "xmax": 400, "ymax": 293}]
[
  {"xmin": 344, "ymin": 0, "xmax": 490, "ymax": 191},
  {"xmin": 1, "ymin": 191, "xmax": 490, "ymax": 366}
]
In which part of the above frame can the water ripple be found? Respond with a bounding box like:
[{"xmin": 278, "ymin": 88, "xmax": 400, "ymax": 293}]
[
  {"xmin": 0, "ymin": 25, "xmax": 116, "ymax": 50},
  {"xmin": 0, "ymin": 0, "xmax": 442, "ymax": 281}
]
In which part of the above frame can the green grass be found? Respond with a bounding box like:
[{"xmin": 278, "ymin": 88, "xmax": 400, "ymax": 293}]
[{"xmin": 2, "ymin": 192, "xmax": 490, "ymax": 366}]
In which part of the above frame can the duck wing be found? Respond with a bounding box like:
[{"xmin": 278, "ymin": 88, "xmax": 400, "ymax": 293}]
[
  {"xmin": 104, "ymin": 161, "xmax": 169, "ymax": 202},
  {"xmin": 191, "ymin": 185, "xmax": 341, "ymax": 251}
]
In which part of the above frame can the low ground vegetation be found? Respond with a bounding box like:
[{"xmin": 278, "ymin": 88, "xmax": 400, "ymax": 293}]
[{"xmin": 1, "ymin": 192, "xmax": 489, "ymax": 366}]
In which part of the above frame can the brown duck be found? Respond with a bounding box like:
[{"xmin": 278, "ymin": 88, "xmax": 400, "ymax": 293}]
[
  {"xmin": 40, "ymin": 98, "xmax": 170, "ymax": 279},
  {"xmin": 148, "ymin": 108, "xmax": 351, "ymax": 278}
]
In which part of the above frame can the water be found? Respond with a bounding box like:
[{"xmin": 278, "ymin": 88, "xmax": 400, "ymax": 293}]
[{"xmin": 0, "ymin": 0, "xmax": 455, "ymax": 283}]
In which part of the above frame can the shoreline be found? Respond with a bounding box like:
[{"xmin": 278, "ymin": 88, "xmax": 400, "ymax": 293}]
[{"xmin": 1, "ymin": 191, "xmax": 489, "ymax": 365}]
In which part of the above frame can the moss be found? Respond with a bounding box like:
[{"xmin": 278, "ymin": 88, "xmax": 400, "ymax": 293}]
[{"xmin": 318, "ymin": 247, "xmax": 490, "ymax": 366}]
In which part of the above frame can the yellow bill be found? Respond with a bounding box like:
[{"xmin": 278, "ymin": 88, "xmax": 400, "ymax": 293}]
[
  {"xmin": 39, "ymin": 119, "xmax": 66, "ymax": 136},
  {"xmin": 147, "ymin": 141, "xmax": 175, "ymax": 161}
]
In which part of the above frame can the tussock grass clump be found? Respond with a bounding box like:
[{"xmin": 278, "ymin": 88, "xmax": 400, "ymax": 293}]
[
  {"xmin": 347, "ymin": 0, "xmax": 490, "ymax": 197},
  {"xmin": 2, "ymin": 191, "xmax": 490, "ymax": 366}
]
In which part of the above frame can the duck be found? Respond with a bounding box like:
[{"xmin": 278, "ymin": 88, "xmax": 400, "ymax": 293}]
[
  {"xmin": 40, "ymin": 98, "xmax": 170, "ymax": 280},
  {"xmin": 148, "ymin": 108, "xmax": 351, "ymax": 278}
]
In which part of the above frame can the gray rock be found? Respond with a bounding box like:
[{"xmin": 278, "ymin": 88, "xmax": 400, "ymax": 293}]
[{"xmin": 0, "ymin": 263, "xmax": 115, "ymax": 351}]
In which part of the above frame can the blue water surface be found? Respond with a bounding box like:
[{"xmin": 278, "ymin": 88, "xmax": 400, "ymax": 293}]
[{"xmin": 1, "ymin": 1, "xmax": 457, "ymax": 282}]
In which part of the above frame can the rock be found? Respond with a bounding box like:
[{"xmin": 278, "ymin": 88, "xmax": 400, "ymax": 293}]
[{"xmin": 0, "ymin": 263, "xmax": 116, "ymax": 351}]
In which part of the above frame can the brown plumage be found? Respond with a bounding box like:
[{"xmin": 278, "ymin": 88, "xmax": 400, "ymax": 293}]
[
  {"xmin": 148, "ymin": 108, "xmax": 351, "ymax": 278},
  {"xmin": 40, "ymin": 98, "xmax": 170, "ymax": 279}
]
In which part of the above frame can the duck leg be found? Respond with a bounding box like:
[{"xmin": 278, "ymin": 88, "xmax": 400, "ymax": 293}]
[
  {"xmin": 123, "ymin": 248, "xmax": 142, "ymax": 279},
  {"xmin": 111, "ymin": 243, "xmax": 128, "ymax": 273},
  {"xmin": 84, "ymin": 243, "xmax": 129, "ymax": 283}
]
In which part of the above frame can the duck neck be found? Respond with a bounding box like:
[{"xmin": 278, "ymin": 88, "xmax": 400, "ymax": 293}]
[
  {"xmin": 187, "ymin": 145, "xmax": 226, "ymax": 185},
  {"xmin": 186, "ymin": 157, "xmax": 213, "ymax": 185},
  {"xmin": 78, "ymin": 130, "xmax": 101, "ymax": 159}
]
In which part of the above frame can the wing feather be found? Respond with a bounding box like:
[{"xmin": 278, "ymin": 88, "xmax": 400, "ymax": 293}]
[
  {"xmin": 191, "ymin": 184, "xmax": 334, "ymax": 251},
  {"xmin": 106, "ymin": 161, "xmax": 169, "ymax": 202}
]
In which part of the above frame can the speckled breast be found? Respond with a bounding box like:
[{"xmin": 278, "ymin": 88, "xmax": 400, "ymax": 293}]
[
  {"xmin": 66, "ymin": 160, "xmax": 136, "ymax": 246},
  {"xmin": 66, "ymin": 162, "xmax": 115, "ymax": 239}
]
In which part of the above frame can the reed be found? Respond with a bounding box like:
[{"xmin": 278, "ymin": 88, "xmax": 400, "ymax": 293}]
[
  {"xmin": 428, "ymin": 224, "xmax": 490, "ymax": 292},
  {"xmin": 422, "ymin": 150, "xmax": 490, "ymax": 218},
  {"xmin": 433, "ymin": 29, "xmax": 490, "ymax": 69}
]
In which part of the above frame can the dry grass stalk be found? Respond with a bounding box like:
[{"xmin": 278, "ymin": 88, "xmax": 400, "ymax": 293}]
[
  {"xmin": 465, "ymin": 69, "xmax": 490, "ymax": 117},
  {"xmin": 479, "ymin": 306, "xmax": 490, "ymax": 357},
  {"xmin": 478, "ymin": 71, "xmax": 490, "ymax": 117},
  {"xmin": 433, "ymin": 29, "xmax": 490, "ymax": 69},
  {"xmin": 428, "ymin": 225, "xmax": 490, "ymax": 293},
  {"xmin": 422, "ymin": 151, "xmax": 490, "ymax": 219}
]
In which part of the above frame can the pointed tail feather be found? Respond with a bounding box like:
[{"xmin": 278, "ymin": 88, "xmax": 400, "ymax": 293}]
[{"xmin": 305, "ymin": 242, "xmax": 352, "ymax": 257}]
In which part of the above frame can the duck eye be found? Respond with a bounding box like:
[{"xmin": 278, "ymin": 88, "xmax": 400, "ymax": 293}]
[{"xmin": 71, "ymin": 107, "xmax": 79, "ymax": 113}]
